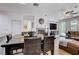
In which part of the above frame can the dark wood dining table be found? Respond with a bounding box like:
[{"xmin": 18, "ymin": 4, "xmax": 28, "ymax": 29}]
[
  {"xmin": 1, "ymin": 36, "xmax": 55, "ymax": 55},
  {"xmin": 1, "ymin": 42, "xmax": 24, "ymax": 55},
  {"xmin": 1, "ymin": 36, "xmax": 24, "ymax": 55}
]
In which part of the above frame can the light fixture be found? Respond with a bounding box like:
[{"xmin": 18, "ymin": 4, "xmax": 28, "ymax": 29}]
[
  {"xmin": 19, "ymin": 3, "xmax": 26, "ymax": 5},
  {"xmin": 33, "ymin": 3, "xmax": 39, "ymax": 7}
]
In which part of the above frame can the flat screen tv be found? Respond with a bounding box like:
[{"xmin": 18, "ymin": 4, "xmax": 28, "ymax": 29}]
[{"xmin": 50, "ymin": 23, "xmax": 57, "ymax": 30}]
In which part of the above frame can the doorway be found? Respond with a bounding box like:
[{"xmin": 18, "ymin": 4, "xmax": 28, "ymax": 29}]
[{"xmin": 11, "ymin": 20, "xmax": 21, "ymax": 35}]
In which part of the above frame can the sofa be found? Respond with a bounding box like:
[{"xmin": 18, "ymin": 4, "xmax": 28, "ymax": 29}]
[
  {"xmin": 69, "ymin": 31, "xmax": 79, "ymax": 41},
  {"xmin": 59, "ymin": 39, "xmax": 79, "ymax": 55}
]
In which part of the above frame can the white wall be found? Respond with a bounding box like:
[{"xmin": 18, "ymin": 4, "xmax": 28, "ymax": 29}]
[
  {"xmin": 0, "ymin": 13, "xmax": 23, "ymax": 35},
  {"xmin": 33, "ymin": 16, "xmax": 57, "ymax": 32},
  {"xmin": 0, "ymin": 13, "xmax": 11, "ymax": 34},
  {"xmin": 34, "ymin": 16, "xmax": 47, "ymax": 31},
  {"xmin": 0, "ymin": 14, "xmax": 58, "ymax": 35}
]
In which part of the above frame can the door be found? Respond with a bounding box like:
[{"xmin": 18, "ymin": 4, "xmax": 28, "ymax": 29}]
[{"xmin": 11, "ymin": 20, "xmax": 21, "ymax": 35}]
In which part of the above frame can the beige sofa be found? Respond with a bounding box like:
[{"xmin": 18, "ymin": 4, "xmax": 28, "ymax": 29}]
[{"xmin": 59, "ymin": 39, "xmax": 79, "ymax": 55}]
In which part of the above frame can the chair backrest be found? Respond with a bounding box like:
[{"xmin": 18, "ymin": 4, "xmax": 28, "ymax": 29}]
[
  {"xmin": 44, "ymin": 36, "xmax": 55, "ymax": 54},
  {"xmin": 6, "ymin": 34, "xmax": 12, "ymax": 43},
  {"xmin": 24, "ymin": 37, "xmax": 41, "ymax": 55}
]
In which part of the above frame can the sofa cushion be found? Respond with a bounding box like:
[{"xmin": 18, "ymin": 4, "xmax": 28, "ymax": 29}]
[{"xmin": 68, "ymin": 40, "xmax": 79, "ymax": 49}]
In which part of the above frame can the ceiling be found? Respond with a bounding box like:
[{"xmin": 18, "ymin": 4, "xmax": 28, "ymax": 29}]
[{"xmin": 0, "ymin": 3, "xmax": 79, "ymax": 20}]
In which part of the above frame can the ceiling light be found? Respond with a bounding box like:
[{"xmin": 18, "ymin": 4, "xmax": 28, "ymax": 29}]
[
  {"xmin": 33, "ymin": 3, "xmax": 39, "ymax": 7},
  {"xmin": 19, "ymin": 3, "xmax": 26, "ymax": 5}
]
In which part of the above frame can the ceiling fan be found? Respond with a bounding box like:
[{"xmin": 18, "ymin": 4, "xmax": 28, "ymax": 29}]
[
  {"xmin": 61, "ymin": 5, "xmax": 79, "ymax": 15},
  {"xmin": 65, "ymin": 10, "xmax": 78, "ymax": 15}
]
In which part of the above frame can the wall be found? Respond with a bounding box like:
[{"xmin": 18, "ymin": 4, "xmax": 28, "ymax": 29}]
[
  {"xmin": 0, "ymin": 14, "xmax": 58, "ymax": 35},
  {"xmin": 0, "ymin": 13, "xmax": 11, "ymax": 34},
  {"xmin": 33, "ymin": 16, "xmax": 57, "ymax": 32},
  {"xmin": 34, "ymin": 16, "xmax": 47, "ymax": 31}
]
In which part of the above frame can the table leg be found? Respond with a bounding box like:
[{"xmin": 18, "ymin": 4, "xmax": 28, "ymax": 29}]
[
  {"xmin": 5, "ymin": 47, "xmax": 11, "ymax": 55},
  {"xmin": 51, "ymin": 50, "xmax": 54, "ymax": 55}
]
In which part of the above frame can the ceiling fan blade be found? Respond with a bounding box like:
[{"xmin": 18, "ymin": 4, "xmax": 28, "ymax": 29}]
[
  {"xmin": 72, "ymin": 12, "xmax": 78, "ymax": 14},
  {"xmin": 65, "ymin": 11, "xmax": 70, "ymax": 14},
  {"xmin": 71, "ymin": 10, "xmax": 74, "ymax": 12},
  {"xmin": 65, "ymin": 10, "xmax": 75, "ymax": 14}
]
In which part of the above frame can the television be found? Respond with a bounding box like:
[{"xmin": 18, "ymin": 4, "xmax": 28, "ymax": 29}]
[{"xmin": 50, "ymin": 23, "xmax": 57, "ymax": 30}]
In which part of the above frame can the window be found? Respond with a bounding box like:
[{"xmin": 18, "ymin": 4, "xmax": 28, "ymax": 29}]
[
  {"xmin": 60, "ymin": 22, "xmax": 66, "ymax": 36},
  {"xmin": 70, "ymin": 20, "xmax": 78, "ymax": 31}
]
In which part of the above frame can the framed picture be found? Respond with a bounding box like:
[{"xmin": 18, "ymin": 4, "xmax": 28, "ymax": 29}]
[{"xmin": 39, "ymin": 18, "xmax": 44, "ymax": 25}]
